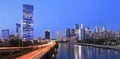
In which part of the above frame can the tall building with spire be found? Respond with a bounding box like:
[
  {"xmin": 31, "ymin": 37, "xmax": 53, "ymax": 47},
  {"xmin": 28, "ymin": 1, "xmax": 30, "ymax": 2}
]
[
  {"xmin": 74, "ymin": 24, "xmax": 79, "ymax": 38},
  {"xmin": 102, "ymin": 25, "xmax": 108, "ymax": 39},
  {"xmin": 22, "ymin": 4, "xmax": 34, "ymax": 40},
  {"xmin": 81, "ymin": 24, "xmax": 84, "ymax": 29},
  {"xmin": 102, "ymin": 25, "xmax": 106, "ymax": 32},
  {"xmin": 95, "ymin": 25, "xmax": 99, "ymax": 33},
  {"xmin": 79, "ymin": 24, "xmax": 85, "ymax": 40},
  {"xmin": 85, "ymin": 26, "xmax": 91, "ymax": 39}
]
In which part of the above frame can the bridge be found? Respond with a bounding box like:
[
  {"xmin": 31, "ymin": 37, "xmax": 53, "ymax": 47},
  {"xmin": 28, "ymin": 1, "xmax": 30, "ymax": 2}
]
[
  {"xmin": 0, "ymin": 41, "xmax": 56, "ymax": 59},
  {"xmin": 16, "ymin": 41, "xmax": 56, "ymax": 59}
]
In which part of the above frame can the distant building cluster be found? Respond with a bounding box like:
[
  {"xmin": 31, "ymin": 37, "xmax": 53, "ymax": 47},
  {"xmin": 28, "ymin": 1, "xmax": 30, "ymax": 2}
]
[
  {"xmin": 64, "ymin": 24, "xmax": 120, "ymax": 41},
  {"xmin": 0, "ymin": 4, "xmax": 52, "ymax": 41},
  {"xmin": 0, "ymin": 4, "xmax": 34, "ymax": 40},
  {"xmin": 15, "ymin": 4, "xmax": 34, "ymax": 40},
  {"xmin": 0, "ymin": 4, "xmax": 119, "ymax": 42}
]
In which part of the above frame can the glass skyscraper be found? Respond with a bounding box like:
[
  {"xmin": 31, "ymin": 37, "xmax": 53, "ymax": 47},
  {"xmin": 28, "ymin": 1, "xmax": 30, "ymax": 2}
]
[
  {"xmin": 45, "ymin": 30, "xmax": 50, "ymax": 39},
  {"xmin": 16, "ymin": 23, "xmax": 21, "ymax": 34},
  {"xmin": 22, "ymin": 4, "xmax": 34, "ymax": 40},
  {"xmin": 1, "ymin": 29, "xmax": 9, "ymax": 40},
  {"xmin": 79, "ymin": 24, "xmax": 85, "ymax": 40}
]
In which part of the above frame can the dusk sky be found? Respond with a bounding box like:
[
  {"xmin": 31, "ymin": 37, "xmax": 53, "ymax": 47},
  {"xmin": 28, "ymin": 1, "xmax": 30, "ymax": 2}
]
[{"xmin": 0, "ymin": 0, "xmax": 120, "ymax": 38}]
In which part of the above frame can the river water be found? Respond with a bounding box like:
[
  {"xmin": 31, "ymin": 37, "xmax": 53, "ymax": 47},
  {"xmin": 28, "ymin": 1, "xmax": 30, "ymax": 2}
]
[{"xmin": 54, "ymin": 43, "xmax": 120, "ymax": 59}]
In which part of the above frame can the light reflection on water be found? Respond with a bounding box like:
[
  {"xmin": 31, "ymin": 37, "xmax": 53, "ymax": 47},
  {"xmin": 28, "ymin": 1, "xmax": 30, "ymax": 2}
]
[{"xmin": 56, "ymin": 43, "xmax": 120, "ymax": 59}]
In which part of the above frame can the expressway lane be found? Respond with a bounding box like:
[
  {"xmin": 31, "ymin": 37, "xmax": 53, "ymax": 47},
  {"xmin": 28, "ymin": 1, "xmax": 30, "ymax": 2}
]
[
  {"xmin": 16, "ymin": 42, "xmax": 56, "ymax": 59},
  {"xmin": 0, "ymin": 42, "xmax": 54, "ymax": 53}
]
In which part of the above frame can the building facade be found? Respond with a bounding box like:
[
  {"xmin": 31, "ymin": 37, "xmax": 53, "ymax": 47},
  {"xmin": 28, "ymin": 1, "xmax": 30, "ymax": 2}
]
[
  {"xmin": 79, "ymin": 24, "xmax": 85, "ymax": 40},
  {"xmin": 45, "ymin": 30, "xmax": 50, "ymax": 39},
  {"xmin": 22, "ymin": 4, "xmax": 34, "ymax": 40},
  {"xmin": 65, "ymin": 28, "xmax": 71, "ymax": 39},
  {"xmin": 114, "ymin": 32, "xmax": 120, "ymax": 39},
  {"xmin": 56, "ymin": 31, "xmax": 62, "ymax": 41},
  {"xmin": 74, "ymin": 24, "xmax": 79, "ymax": 36},
  {"xmin": 85, "ymin": 27, "xmax": 91, "ymax": 39},
  {"xmin": 16, "ymin": 23, "xmax": 21, "ymax": 37},
  {"xmin": 74, "ymin": 24, "xmax": 79, "ymax": 29},
  {"xmin": 70, "ymin": 29, "xmax": 75, "ymax": 37},
  {"xmin": 95, "ymin": 25, "xmax": 99, "ymax": 33},
  {"xmin": 1, "ymin": 29, "xmax": 9, "ymax": 40}
]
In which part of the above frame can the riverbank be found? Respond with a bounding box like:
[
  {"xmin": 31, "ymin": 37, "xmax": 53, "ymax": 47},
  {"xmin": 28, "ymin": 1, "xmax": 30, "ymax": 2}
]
[{"xmin": 77, "ymin": 43, "xmax": 120, "ymax": 51}]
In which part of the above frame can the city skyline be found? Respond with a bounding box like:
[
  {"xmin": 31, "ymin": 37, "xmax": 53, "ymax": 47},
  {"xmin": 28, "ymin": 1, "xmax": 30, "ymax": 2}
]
[{"xmin": 0, "ymin": 0, "xmax": 120, "ymax": 38}]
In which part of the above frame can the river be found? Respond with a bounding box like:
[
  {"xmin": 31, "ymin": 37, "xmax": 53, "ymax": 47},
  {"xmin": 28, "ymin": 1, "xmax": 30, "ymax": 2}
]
[{"xmin": 42, "ymin": 43, "xmax": 120, "ymax": 59}]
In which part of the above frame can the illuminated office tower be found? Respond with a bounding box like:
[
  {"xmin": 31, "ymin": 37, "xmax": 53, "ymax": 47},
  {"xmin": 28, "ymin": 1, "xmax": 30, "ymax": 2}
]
[
  {"xmin": 56, "ymin": 31, "xmax": 62, "ymax": 41},
  {"xmin": 22, "ymin": 4, "xmax": 34, "ymax": 40},
  {"xmin": 85, "ymin": 26, "xmax": 90, "ymax": 34},
  {"xmin": 45, "ymin": 30, "xmax": 50, "ymax": 39},
  {"xmin": 102, "ymin": 25, "xmax": 106, "ymax": 32},
  {"xmin": 74, "ymin": 24, "xmax": 79, "ymax": 29},
  {"xmin": 65, "ymin": 28, "xmax": 71, "ymax": 37},
  {"xmin": 74, "ymin": 24, "xmax": 79, "ymax": 36},
  {"xmin": 65, "ymin": 28, "xmax": 71, "ymax": 40},
  {"xmin": 114, "ymin": 32, "xmax": 120, "ymax": 39},
  {"xmin": 16, "ymin": 23, "xmax": 21, "ymax": 36},
  {"xmin": 70, "ymin": 29, "xmax": 75, "ymax": 37},
  {"xmin": 1, "ymin": 29, "xmax": 9, "ymax": 40},
  {"xmin": 102, "ymin": 25, "xmax": 108, "ymax": 39},
  {"xmin": 85, "ymin": 26, "xmax": 91, "ymax": 39},
  {"xmin": 95, "ymin": 25, "xmax": 99, "ymax": 33},
  {"xmin": 79, "ymin": 24, "xmax": 85, "ymax": 40}
]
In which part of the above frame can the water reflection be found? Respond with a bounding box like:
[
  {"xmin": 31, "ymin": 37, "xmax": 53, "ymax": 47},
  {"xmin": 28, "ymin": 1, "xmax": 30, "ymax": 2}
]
[
  {"xmin": 76, "ymin": 45, "xmax": 120, "ymax": 59},
  {"xmin": 42, "ymin": 43, "xmax": 120, "ymax": 59},
  {"xmin": 74, "ymin": 45, "xmax": 79, "ymax": 59},
  {"xmin": 56, "ymin": 43, "xmax": 74, "ymax": 59}
]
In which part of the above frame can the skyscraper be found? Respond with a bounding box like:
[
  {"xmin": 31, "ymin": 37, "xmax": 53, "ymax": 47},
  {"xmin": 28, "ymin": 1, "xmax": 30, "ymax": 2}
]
[
  {"xmin": 65, "ymin": 28, "xmax": 71, "ymax": 40},
  {"xmin": 114, "ymin": 32, "xmax": 120, "ymax": 39},
  {"xmin": 22, "ymin": 4, "xmax": 34, "ymax": 40},
  {"xmin": 101, "ymin": 25, "xmax": 107, "ymax": 39},
  {"xmin": 70, "ymin": 29, "xmax": 75, "ymax": 37},
  {"xmin": 85, "ymin": 26, "xmax": 90, "ymax": 32},
  {"xmin": 74, "ymin": 24, "xmax": 79, "ymax": 36},
  {"xmin": 45, "ymin": 30, "xmax": 50, "ymax": 39},
  {"xmin": 102, "ymin": 25, "xmax": 106, "ymax": 32},
  {"xmin": 79, "ymin": 24, "xmax": 85, "ymax": 40},
  {"xmin": 74, "ymin": 24, "xmax": 79, "ymax": 29},
  {"xmin": 16, "ymin": 23, "xmax": 21, "ymax": 36},
  {"xmin": 85, "ymin": 26, "xmax": 91, "ymax": 39},
  {"xmin": 95, "ymin": 25, "xmax": 99, "ymax": 33},
  {"xmin": 56, "ymin": 31, "xmax": 62, "ymax": 41},
  {"xmin": 65, "ymin": 28, "xmax": 71, "ymax": 37},
  {"xmin": 1, "ymin": 29, "xmax": 9, "ymax": 40}
]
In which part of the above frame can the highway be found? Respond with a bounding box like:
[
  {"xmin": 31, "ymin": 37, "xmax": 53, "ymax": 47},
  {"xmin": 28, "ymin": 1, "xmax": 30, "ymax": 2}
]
[
  {"xmin": 0, "ymin": 42, "xmax": 55, "ymax": 53},
  {"xmin": 16, "ymin": 41, "xmax": 56, "ymax": 59}
]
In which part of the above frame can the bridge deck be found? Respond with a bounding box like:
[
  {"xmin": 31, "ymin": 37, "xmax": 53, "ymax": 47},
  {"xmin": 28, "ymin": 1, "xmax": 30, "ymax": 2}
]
[{"xmin": 15, "ymin": 42, "xmax": 56, "ymax": 59}]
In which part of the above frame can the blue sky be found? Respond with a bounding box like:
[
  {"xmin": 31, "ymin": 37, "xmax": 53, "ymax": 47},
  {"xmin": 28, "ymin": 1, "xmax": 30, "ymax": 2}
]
[{"xmin": 0, "ymin": 0, "xmax": 120, "ymax": 38}]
